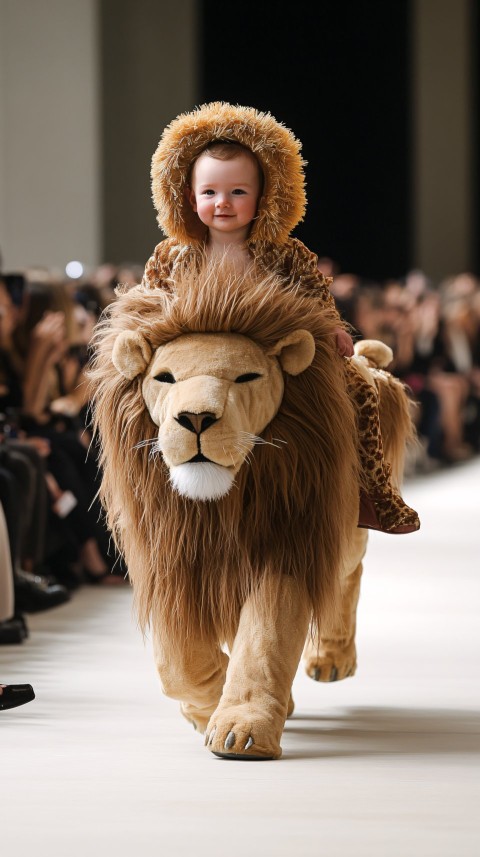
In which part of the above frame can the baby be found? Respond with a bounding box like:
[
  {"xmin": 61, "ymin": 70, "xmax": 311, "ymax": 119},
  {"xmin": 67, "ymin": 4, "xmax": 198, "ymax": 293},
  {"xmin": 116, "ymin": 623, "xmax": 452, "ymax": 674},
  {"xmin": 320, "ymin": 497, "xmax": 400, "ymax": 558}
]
[
  {"xmin": 142, "ymin": 102, "xmax": 419, "ymax": 535},
  {"xmin": 186, "ymin": 141, "xmax": 355, "ymax": 358}
]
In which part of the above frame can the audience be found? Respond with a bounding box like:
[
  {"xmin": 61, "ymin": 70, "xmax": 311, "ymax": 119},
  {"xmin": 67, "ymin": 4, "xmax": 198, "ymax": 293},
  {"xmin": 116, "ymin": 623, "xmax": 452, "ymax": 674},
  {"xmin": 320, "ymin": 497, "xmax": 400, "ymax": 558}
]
[
  {"xmin": 0, "ymin": 256, "xmax": 479, "ymax": 651},
  {"xmin": 329, "ymin": 263, "xmax": 480, "ymax": 471},
  {"xmin": 0, "ymin": 264, "xmax": 129, "ymax": 648}
]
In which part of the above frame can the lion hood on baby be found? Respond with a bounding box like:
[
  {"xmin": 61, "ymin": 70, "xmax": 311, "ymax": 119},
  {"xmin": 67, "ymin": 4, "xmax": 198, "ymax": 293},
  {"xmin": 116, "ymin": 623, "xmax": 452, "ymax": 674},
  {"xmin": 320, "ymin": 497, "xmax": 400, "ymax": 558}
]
[{"xmin": 150, "ymin": 101, "xmax": 307, "ymax": 247}]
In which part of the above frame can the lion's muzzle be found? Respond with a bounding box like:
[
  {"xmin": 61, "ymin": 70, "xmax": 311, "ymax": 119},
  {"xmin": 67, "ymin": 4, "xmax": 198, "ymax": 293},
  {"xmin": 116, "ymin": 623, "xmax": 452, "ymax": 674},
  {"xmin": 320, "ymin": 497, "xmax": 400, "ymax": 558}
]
[{"xmin": 170, "ymin": 409, "xmax": 235, "ymax": 500}]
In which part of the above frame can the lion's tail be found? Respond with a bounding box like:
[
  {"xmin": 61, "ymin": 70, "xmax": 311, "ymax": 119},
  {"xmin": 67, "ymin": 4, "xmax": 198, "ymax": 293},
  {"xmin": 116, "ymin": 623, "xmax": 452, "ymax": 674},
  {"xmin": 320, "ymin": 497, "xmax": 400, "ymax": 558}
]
[{"xmin": 353, "ymin": 339, "xmax": 417, "ymax": 487}]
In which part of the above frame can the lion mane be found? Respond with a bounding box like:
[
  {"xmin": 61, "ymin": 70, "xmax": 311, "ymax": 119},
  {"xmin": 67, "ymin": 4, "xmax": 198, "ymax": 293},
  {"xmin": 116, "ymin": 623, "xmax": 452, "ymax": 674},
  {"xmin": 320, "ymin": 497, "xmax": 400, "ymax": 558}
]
[{"xmin": 89, "ymin": 261, "xmax": 360, "ymax": 642}]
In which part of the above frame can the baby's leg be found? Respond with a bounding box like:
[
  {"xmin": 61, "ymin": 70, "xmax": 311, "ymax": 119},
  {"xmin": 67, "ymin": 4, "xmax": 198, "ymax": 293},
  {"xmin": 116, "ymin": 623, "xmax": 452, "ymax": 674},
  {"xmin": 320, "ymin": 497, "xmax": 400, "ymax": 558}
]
[{"xmin": 345, "ymin": 359, "xmax": 419, "ymax": 534}]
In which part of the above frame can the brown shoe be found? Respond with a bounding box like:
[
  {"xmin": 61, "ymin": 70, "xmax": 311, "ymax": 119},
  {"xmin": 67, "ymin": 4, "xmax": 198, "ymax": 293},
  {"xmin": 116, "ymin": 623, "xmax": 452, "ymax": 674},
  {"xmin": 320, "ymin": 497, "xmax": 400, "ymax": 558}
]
[{"xmin": 358, "ymin": 487, "xmax": 420, "ymax": 534}]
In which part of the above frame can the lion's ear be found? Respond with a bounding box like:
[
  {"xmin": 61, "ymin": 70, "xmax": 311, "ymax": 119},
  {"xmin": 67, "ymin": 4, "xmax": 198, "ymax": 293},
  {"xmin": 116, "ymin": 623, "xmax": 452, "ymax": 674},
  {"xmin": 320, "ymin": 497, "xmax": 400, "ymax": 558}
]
[
  {"xmin": 268, "ymin": 329, "xmax": 315, "ymax": 376},
  {"xmin": 112, "ymin": 330, "xmax": 152, "ymax": 380}
]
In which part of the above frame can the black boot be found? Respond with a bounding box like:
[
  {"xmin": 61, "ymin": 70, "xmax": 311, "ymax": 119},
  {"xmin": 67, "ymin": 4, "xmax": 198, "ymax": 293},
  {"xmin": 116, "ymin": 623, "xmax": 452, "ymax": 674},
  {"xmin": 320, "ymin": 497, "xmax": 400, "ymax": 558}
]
[{"xmin": 15, "ymin": 570, "xmax": 70, "ymax": 613}]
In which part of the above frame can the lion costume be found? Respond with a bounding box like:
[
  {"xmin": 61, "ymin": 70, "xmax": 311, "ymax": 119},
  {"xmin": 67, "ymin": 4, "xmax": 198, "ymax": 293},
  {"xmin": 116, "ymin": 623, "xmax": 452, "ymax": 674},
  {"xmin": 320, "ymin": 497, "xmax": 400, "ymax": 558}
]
[
  {"xmin": 90, "ymin": 260, "xmax": 414, "ymax": 760},
  {"xmin": 141, "ymin": 101, "xmax": 419, "ymax": 536}
]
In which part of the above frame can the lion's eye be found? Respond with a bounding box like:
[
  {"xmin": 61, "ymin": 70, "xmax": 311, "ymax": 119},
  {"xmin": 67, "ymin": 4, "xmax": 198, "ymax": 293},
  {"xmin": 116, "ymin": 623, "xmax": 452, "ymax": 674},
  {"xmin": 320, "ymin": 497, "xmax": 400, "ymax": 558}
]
[
  {"xmin": 154, "ymin": 372, "xmax": 176, "ymax": 383},
  {"xmin": 235, "ymin": 373, "xmax": 262, "ymax": 384}
]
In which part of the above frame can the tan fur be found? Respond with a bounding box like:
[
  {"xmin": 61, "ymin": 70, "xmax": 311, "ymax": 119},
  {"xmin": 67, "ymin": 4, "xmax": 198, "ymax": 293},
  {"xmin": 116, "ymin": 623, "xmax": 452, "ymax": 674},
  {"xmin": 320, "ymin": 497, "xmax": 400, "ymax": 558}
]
[
  {"xmin": 150, "ymin": 102, "xmax": 306, "ymax": 246},
  {"xmin": 89, "ymin": 261, "xmax": 359, "ymax": 646},
  {"xmin": 302, "ymin": 341, "xmax": 416, "ymax": 688},
  {"xmin": 89, "ymin": 267, "xmax": 415, "ymax": 759},
  {"xmin": 354, "ymin": 339, "xmax": 393, "ymax": 369},
  {"xmin": 376, "ymin": 369, "xmax": 415, "ymax": 487}
]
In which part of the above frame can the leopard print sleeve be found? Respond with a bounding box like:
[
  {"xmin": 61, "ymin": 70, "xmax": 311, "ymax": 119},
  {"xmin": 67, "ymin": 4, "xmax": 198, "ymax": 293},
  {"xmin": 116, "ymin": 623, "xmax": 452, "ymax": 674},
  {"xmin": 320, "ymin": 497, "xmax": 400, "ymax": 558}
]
[
  {"xmin": 289, "ymin": 239, "xmax": 340, "ymax": 320},
  {"xmin": 141, "ymin": 239, "xmax": 182, "ymax": 292},
  {"xmin": 141, "ymin": 248, "xmax": 161, "ymax": 290}
]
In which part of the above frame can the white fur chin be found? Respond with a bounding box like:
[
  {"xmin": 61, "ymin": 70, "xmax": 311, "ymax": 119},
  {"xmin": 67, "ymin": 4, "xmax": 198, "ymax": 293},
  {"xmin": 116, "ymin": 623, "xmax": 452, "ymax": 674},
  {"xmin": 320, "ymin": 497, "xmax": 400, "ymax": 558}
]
[{"xmin": 169, "ymin": 462, "xmax": 235, "ymax": 501}]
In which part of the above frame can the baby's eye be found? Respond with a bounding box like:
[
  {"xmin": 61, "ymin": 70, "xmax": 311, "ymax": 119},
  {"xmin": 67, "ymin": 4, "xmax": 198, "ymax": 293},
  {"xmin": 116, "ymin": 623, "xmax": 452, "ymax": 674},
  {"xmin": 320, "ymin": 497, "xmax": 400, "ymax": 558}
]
[
  {"xmin": 235, "ymin": 372, "xmax": 262, "ymax": 383},
  {"xmin": 232, "ymin": 189, "xmax": 246, "ymax": 195},
  {"xmin": 202, "ymin": 189, "xmax": 215, "ymax": 195},
  {"xmin": 154, "ymin": 372, "xmax": 176, "ymax": 383}
]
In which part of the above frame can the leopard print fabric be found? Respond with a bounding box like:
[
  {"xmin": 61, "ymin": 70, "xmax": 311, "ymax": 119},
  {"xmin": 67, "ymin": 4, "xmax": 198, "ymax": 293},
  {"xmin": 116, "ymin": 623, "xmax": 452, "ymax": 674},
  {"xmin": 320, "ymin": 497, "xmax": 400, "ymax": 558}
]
[
  {"xmin": 141, "ymin": 238, "xmax": 193, "ymax": 293},
  {"xmin": 141, "ymin": 236, "xmax": 418, "ymax": 533},
  {"xmin": 345, "ymin": 360, "xmax": 419, "ymax": 532},
  {"xmin": 141, "ymin": 237, "xmax": 342, "ymax": 324}
]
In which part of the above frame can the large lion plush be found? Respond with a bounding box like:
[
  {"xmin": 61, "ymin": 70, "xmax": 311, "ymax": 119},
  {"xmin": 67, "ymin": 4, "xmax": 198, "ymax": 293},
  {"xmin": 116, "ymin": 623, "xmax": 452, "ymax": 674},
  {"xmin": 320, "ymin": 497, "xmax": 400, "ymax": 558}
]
[{"xmin": 90, "ymin": 261, "xmax": 413, "ymax": 760}]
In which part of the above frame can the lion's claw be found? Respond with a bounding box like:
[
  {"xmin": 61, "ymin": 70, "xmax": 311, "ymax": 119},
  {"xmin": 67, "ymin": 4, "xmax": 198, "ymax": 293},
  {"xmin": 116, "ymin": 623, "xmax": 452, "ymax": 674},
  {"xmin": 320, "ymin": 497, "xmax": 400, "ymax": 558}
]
[
  {"xmin": 224, "ymin": 731, "xmax": 236, "ymax": 750},
  {"xmin": 205, "ymin": 711, "xmax": 280, "ymax": 759},
  {"xmin": 305, "ymin": 643, "xmax": 357, "ymax": 683}
]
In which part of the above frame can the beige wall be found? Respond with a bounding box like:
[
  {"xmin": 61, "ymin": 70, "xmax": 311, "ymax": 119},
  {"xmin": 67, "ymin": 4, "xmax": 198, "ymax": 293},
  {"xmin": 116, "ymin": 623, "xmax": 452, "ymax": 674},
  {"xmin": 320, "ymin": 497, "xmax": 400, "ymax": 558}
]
[
  {"xmin": 0, "ymin": 0, "xmax": 100, "ymax": 271},
  {"xmin": 0, "ymin": 0, "xmax": 198, "ymax": 272},
  {"xmin": 100, "ymin": 0, "xmax": 198, "ymax": 265},
  {"xmin": 412, "ymin": 0, "xmax": 473, "ymax": 281}
]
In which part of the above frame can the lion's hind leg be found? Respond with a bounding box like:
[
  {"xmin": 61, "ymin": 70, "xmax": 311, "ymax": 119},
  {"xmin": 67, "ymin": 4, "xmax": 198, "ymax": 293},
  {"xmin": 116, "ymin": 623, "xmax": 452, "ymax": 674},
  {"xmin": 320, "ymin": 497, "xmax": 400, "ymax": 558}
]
[
  {"xmin": 153, "ymin": 630, "xmax": 228, "ymax": 735},
  {"xmin": 303, "ymin": 558, "xmax": 363, "ymax": 683}
]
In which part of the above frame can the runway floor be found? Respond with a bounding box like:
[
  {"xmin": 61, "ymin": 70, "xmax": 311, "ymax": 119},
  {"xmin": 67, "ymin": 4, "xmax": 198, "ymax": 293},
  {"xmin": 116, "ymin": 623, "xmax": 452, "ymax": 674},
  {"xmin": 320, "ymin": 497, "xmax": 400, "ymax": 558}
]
[{"xmin": 1, "ymin": 460, "xmax": 479, "ymax": 857}]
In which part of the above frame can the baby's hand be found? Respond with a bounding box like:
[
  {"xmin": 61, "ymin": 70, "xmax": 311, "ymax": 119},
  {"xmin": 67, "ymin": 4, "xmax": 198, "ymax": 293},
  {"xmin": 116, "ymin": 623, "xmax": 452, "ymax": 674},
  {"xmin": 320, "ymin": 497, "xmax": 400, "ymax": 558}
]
[{"xmin": 334, "ymin": 326, "xmax": 354, "ymax": 357}]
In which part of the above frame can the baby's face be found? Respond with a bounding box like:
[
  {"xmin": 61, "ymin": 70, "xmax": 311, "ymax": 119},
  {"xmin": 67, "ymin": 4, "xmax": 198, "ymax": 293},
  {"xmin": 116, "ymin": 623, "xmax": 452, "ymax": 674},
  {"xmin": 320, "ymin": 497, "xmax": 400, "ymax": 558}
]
[{"xmin": 187, "ymin": 151, "xmax": 261, "ymax": 242}]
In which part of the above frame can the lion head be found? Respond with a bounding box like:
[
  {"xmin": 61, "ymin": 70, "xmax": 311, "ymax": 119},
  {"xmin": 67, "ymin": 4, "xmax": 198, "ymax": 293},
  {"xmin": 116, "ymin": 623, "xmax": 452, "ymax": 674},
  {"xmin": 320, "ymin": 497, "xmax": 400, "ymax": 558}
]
[
  {"xmin": 89, "ymin": 261, "xmax": 359, "ymax": 639},
  {"xmin": 112, "ymin": 324, "xmax": 314, "ymax": 501}
]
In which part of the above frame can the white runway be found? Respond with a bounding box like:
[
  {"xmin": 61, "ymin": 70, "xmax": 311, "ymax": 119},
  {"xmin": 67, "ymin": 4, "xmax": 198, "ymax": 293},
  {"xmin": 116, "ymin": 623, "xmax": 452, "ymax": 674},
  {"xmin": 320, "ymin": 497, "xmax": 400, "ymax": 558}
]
[{"xmin": 1, "ymin": 461, "xmax": 479, "ymax": 857}]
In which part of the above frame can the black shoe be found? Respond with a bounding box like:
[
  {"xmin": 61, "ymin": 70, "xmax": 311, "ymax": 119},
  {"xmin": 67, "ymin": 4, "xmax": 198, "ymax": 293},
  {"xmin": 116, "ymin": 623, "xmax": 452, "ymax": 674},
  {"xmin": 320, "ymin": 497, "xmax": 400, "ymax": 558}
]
[
  {"xmin": 14, "ymin": 612, "xmax": 29, "ymax": 638},
  {"xmin": 0, "ymin": 618, "xmax": 26, "ymax": 645},
  {"xmin": 0, "ymin": 683, "xmax": 35, "ymax": 710},
  {"xmin": 34, "ymin": 562, "xmax": 82, "ymax": 592},
  {"xmin": 15, "ymin": 570, "xmax": 71, "ymax": 613}
]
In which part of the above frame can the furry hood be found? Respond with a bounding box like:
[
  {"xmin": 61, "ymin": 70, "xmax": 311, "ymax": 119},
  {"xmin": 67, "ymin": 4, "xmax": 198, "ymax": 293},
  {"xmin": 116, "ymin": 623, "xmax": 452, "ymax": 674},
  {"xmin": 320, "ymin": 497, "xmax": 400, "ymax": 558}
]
[{"xmin": 151, "ymin": 101, "xmax": 307, "ymax": 247}]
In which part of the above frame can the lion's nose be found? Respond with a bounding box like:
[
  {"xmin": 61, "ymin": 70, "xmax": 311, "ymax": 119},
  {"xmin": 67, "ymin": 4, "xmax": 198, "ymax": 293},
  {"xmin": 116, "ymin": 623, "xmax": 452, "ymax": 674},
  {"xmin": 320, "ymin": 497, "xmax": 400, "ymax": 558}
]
[{"xmin": 175, "ymin": 411, "xmax": 218, "ymax": 435}]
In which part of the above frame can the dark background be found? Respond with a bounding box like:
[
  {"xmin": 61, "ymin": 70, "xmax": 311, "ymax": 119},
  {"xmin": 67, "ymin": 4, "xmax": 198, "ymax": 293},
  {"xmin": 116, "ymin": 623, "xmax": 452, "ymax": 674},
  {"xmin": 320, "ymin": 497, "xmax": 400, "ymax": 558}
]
[
  {"xmin": 474, "ymin": 0, "xmax": 480, "ymax": 274},
  {"xmin": 199, "ymin": 0, "xmax": 412, "ymax": 281}
]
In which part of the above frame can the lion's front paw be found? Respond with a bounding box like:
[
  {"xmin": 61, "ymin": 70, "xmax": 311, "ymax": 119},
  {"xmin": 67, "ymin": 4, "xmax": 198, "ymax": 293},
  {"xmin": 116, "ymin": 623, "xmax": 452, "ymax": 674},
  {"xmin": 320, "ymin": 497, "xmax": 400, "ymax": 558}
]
[
  {"xmin": 304, "ymin": 642, "xmax": 357, "ymax": 683},
  {"xmin": 205, "ymin": 704, "xmax": 283, "ymax": 760}
]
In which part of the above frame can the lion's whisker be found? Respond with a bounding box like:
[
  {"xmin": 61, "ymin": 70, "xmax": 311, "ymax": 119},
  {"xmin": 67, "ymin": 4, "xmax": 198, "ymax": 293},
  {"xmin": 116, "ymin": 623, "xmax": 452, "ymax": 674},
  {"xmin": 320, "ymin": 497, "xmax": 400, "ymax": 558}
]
[
  {"xmin": 238, "ymin": 432, "xmax": 286, "ymax": 450},
  {"xmin": 133, "ymin": 437, "xmax": 159, "ymax": 450},
  {"xmin": 233, "ymin": 443, "xmax": 252, "ymax": 466},
  {"xmin": 222, "ymin": 445, "xmax": 237, "ymax": 470}
]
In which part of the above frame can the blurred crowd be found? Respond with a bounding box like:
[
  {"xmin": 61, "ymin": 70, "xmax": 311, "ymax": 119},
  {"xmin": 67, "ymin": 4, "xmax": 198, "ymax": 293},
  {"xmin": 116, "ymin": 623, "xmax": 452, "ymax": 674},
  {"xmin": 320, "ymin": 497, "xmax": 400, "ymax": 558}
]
[
  {"xmin": 0, "ymin": 261, "xmax": 142, "ymax": 645},
  {"xmin": 0, "ymin": 256, "xmax": 479, "ymax": 646},
  {"xmin": 321, "ymin": 259, "xmax": 480, "ymax": 471}
]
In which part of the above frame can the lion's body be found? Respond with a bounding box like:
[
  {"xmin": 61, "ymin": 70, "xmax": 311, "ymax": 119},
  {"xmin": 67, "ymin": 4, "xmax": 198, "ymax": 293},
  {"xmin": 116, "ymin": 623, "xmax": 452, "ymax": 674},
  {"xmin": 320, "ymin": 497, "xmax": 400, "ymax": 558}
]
[{"xmin": 90, "ymin": 262, "xmax": 414, "ymax": 759}]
